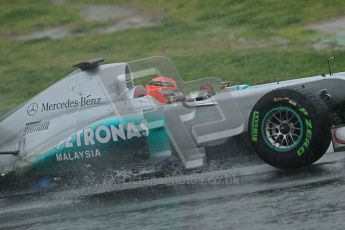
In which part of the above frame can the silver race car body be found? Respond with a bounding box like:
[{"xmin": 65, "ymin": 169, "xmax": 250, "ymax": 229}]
[{"xmin": 1, "ymin": 56, "xmax": 345, "ymax": 179}]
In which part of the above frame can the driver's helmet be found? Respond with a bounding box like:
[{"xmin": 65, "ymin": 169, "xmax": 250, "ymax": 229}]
[
  {"xmin": 145, "ymin": 76, "xmax": 178, "ymax": 91},
  {"xmin": 145, "ymin": 76, "xmax": 182, "ymax": 104}
]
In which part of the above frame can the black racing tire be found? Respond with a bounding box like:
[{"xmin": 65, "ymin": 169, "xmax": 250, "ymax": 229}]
[{"xmin": 248, "ymin": 87, "xmax": 331, "ymax": 169}]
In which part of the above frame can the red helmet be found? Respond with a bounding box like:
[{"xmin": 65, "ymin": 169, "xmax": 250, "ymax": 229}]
[{"xmin": 145, "ymin": 76, "xmax": 179, "ymax": 104}]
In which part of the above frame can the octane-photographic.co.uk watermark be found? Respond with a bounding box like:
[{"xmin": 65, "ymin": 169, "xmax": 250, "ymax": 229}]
[{"xmin": 113, "ymin": 174, "xmax": 241, "ymax": 186}]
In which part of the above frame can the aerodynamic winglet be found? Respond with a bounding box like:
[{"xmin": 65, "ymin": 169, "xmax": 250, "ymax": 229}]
[
  {"xmin": 0, "ymin": 151, "xmax": 19, "ymax": 155},
  {"xmin": 73, "ymin": 57, "xmax": 105, "ymax": 71}
]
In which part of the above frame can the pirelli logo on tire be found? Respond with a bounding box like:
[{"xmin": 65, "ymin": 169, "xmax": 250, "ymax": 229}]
[{"xmin": 251, "ymin": 111, "xmax": 260, "ymax": 142}]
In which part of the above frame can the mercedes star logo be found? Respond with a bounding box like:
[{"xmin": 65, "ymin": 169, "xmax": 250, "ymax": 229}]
[{"xmin": 27, "ymin": 103, "xmax": 39, "ymax": 116}]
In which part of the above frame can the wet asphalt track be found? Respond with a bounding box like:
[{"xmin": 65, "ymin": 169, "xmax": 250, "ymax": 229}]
[{"xmin": 1, "ymin": 151, "xmax": 345, "ymax": 230}]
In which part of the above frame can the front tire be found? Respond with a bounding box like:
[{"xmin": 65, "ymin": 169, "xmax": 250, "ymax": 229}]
[{"xmin": 248, "ymin": 87, "xmax": 331, "ymax": 169}]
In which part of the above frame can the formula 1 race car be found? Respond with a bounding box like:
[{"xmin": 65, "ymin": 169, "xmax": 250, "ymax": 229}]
[{"xmin": 1, "ymin": 56, "xmax": 345, "ymax": 183}]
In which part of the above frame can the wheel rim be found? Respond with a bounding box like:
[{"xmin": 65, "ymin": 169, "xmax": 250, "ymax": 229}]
[{"xmin": 261, "ymin": 107, "xmax": 304, "ymax": 152}]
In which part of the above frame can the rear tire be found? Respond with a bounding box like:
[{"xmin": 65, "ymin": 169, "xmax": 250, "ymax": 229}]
[{"xmin": 248, "ymin": 87, "xmax": 331, "ymax": 169}]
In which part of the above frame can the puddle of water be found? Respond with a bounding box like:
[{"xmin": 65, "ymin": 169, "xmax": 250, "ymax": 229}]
[
  {"xmin": 83, "ymin": 4, "xmax": 156, "ymax": 34},
  {"xmin": 309, "ymin": 17, "xmax": 345, "ymax": 36},
  {"xmin": 308, "ymin": 17, "xmax": 345, "ymax": 48},
  {"xmin": 82, "ymin": 4, "xmax": 134, "ymax": 22},
  {"xmin": 15, "ymin": 27, "xmax": 74, "ymax": 41},
  {"xmin": 227, "ymin": 35, "xmax": 290, "ymax": 49},
  {"xmin": 319, "ymin": 35, "xmax": 345, "ymax": 45},
  {"xmin": 15, "ymin": 4, "xmax": 159, "ymax": 41},
  {"xmin": 52, "ymin": 0, "xmax": 65, "ymax": 5},
  {"xmin": 95, "ymin": 15, "xmax": 155, "ymax": 34}
]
